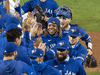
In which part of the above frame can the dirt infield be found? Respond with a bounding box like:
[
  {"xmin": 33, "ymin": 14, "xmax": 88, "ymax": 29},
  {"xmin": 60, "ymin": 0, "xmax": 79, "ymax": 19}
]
[{"xmin": 80, "ymin": 31, "xmax": 100, "ymax": 72}]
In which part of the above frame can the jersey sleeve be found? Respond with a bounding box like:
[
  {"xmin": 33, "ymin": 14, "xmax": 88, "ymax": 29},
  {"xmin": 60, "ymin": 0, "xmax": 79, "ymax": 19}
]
[
  {"xmin": 21, "ymin": 1, "xmax": 32, "ymax": 14},
  {"xmin": 77, "ymin": 64, "xmax": 87, "ymax": 75},
  {"xmin": 45, "ymin": 46, "xmax": 57, "ymax": 61},
  {"xmin": 81, "ymin": 33, "xmax": 92, "ymax": 50},
  {"xmin": 52, "ymin": 1, "xmax": 59, "ymax": 17}
]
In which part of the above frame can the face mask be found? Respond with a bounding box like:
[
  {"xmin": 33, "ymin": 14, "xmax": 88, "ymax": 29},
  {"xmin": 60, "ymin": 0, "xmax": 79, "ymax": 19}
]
[{"xmin": 0, "ymin": 3, "xmax": 4, "ymax": 9}]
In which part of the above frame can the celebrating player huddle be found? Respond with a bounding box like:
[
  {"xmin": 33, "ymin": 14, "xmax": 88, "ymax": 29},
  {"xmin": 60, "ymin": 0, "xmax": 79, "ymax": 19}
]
[{"xmin": 0, "ymin": 0, "xmax": 97, "ymax": 75}]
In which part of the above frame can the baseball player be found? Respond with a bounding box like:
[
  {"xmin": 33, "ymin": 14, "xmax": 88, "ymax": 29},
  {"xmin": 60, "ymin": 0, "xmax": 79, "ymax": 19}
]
[
  {"xmin": 46, "ymin": 40, "xmax": 87, "ymax": 75},
  {"xmin": 68, "ymin": 27, "xmax": 87, "ymax": 65},
  {"xmin": 28, "ymin": 48, "xmax": 62, "ymax": 75},
  {"xmin": 15, "ymin": 0, "xmax": 59, "ymax": 29},
  {"xmin": 0, "ymin": 42, "xmax": 37, "ymax": 75},
  {"xmin": 30, "ymin": 17, "xmax": 69, "ymax": 61},
  {"xmin": 56, "ymin": 6, "xmax": 92, "ymax": 57},
  {"xmin": 5, "ymin": 23, "xmax": 32, "ymax": 65}
]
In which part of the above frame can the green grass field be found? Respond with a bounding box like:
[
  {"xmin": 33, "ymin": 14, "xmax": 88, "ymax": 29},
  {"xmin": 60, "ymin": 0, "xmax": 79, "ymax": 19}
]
[{"xmin": 15, "ymin": 0, "xmax": 100, "ymax": 74}]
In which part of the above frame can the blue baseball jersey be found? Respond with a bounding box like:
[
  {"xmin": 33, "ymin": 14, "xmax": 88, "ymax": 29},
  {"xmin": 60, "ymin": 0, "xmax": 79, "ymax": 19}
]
[
  {"xmin": 21, "ymin": 0, "xmax": 59, "ymax": 17},
  {"xmin": 0, "ymin": 59, "xmax": 37, "ymax": 75},
  {"xmin": 21, "ymin": 31, "xmax": 34, "ymax": 49},
  {"xmin": 0, "ymin": 8, "xmax": 7, "ymax": 15},
  {"xmin": 69, "ymin": 42, "xmax": 87, "ymax": 64},
  {"xmin": 30, "ymin": 59, "xmax": 61, "ymax": 75},
  {"xmin": 62, "ymin": 24, "xmax": 92, "ymax": 50},
  {"xmin": 15, "ymin": 0, "xmax": 59, "ymax": 29},
  {"xmin": 31, "ymin": 33, "xmax": 69, "ymax": 61},
  {"xmin": 16, "ymin": 46, "xmax": 32, "ymax": 65},
  {"xmin": 46, "ymin": 57, "xmax": 87, "ymax": 75}
]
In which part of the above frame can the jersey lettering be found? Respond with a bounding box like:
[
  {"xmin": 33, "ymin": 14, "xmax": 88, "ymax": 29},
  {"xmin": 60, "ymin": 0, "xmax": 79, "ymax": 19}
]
[{"xmin": 45, "ymin": 8, "xmax": 53, "ymax": 14}]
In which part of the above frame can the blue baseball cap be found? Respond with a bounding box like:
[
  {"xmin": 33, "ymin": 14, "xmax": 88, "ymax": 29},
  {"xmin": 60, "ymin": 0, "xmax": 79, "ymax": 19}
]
[
  {"xmin": 0, "ymin": 0, "xmax": 6, "ymax": 2},
  {"xmin": 6, "ymin": 17, "xmax": 20, "ymax": 27},
  {"xmin": 56, "ymin": 6, "xmax": 72, "ymax": 19},
  {"xmin": 69, "ymin": 27, "xmax": 82, "ymax": 37},
  {"xmin": 0, "ymin": 19, "xmax": 4, "ymax": 29},
  {"xmin": 6, "ymin": 23, "xmax": 22, "ymax": 31},
  {"xmin": 0, "ymin": 8, "xmax": 7, "ymax": 15},
  {"xmin": 4, "ymin": 42, "xmax": 17, "ymax": 53},
  {"xmin": 1, "ymin": 13, "xmax": 12, "ymax": 23},
  {"xmin": 56, "ymin": 40, "xmax": 70, "ymax": 50},
  {"xmin": 48, "ymin": 17, "xmax": 60, "ymax": 26},
  {"xmin": 28, "ymin": 48, "xmax": 44, "ymax": 58}
]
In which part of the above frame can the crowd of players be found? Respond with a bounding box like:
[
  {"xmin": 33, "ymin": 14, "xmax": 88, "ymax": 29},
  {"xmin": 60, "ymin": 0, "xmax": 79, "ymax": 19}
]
[{"xmin": 0, "ymin": 0, "xmax": 93, "ymax": 75}]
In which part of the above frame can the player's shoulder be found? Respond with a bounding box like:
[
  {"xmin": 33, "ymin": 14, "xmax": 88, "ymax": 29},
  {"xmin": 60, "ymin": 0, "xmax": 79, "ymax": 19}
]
[
  {"xmin": 45, "ymin": 65, "xmax": 62, "ymax": 75},
  {"xmin": 46, "ymin": 58, "xmax": 58, "ymax": 65},
  {"xmin": 47, "ymin": 0, "xmax": 58, "ymax": 4},
  {"xmin": 70, "ymin": 23, "xmax": 79, "ymax": 27},
  {"xmin": 73, "ymin": 60, "xmax": 84, "ymax": 67}
]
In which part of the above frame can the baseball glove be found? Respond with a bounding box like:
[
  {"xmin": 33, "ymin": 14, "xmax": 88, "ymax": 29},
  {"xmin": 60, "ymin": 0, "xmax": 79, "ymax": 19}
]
[{"xmin": 83, "ymin": 55, "xmax": 97, "ymax": 68}]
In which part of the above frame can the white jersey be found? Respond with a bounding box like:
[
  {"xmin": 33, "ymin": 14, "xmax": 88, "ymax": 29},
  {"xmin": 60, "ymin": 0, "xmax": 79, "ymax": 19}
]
[{"xmin": 9, "ymin": 0, "xmax": 28, "ymax": 21}]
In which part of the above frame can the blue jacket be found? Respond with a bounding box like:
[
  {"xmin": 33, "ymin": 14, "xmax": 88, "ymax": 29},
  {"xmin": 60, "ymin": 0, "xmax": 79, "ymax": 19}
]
[
  {"xmin": 46, "ymin": 57, "xmax": 87, "ymax": 75},
  {"xmin": 69, "ymin": 42, "xmax": 87, "ymax": 64},
  {"xmin": 30, "ymin": 59, "xmax": 61, "ymax": 75},
  {"xmin": 0, "ymin": 59, "xmax": 36, "ymax": 75},
  {"xmin": 31, "ymin": 33, "xmax": 69, "ymax": 61}
]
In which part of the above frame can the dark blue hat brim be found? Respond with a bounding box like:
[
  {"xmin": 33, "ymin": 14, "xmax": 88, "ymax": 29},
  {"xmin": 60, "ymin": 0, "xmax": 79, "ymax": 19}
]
[
  {"xmin": 56, "ymin": 47, "xmax": 68, "ymax": 50},
  {"xmin": 69, "ymin": 33, "xmax": 80, "ymax": 37}
]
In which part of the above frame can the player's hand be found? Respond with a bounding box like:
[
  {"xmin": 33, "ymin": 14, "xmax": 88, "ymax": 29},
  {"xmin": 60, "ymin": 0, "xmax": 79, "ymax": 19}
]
[
  {"xmin": 27, "ymin": 12, "xmax": 34, "ymax": 18},
  {"xmin": 44, "ymin": 15, "xmax": 49, "ymax": 22},
  {"xmin": 14, "ymin": 0, "xmax": 20, "ymax": 8},
  {"xmin": 23, "ymin": 21, "xmax": 30, "ymax": 31},
  {"xmin": 12, "ymin": 12, "xmax": 21, "ymax": 21},
  {"xmin": 38, "ymin": 42, "xmax": 46, "ymax": 55},
  {"xmin": 14, "ymin": 3, "xmax": 19, "ymax": 8},
  {"xmin": 86, "ymin": 49, "xmax": 93, "ymax": 58},
  {"xmin": 37, "ymin": 23, "xmax": 44, "ymax": 36},
  {"xmin": 26, "ymin": 14, "xmax": 37, "ymax": 26},
  {"xmin": 33, "ymin": 37, "xmax": 43, "ymax": 48},
  {"xmin": 31, "ymin": 22, "xmax": 38, "ymax": 37}
]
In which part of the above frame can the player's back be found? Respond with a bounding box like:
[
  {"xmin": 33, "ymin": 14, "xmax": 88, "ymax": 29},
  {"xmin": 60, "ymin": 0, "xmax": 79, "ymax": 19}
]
[{"xmin": 0, "ymin": 59, "xmax": 23, "ymax": 75}]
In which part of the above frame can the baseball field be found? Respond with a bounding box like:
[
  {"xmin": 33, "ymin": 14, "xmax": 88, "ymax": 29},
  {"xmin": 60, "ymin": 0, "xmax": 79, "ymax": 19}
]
[{"xmin": 16, "ymin": 0, "xmax": 100, "ymax": 74}]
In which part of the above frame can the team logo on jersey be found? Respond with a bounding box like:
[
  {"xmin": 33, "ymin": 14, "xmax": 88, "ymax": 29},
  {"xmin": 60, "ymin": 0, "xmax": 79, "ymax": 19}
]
[
  {"xmin": 54, "ymin": 65, "xmax": 58, "ymax": 67},
  {"xmin": 59, "ymin": 42, "xmax": 64, "ymax": 46},
  {"xmin": 48, "ymin": 40, "xmax": 51, "ymax": 41},
  {"xmin": 71, "ymin": 29, "xmax": 76, "ymax": 33},
  {"xmin": 81, "ymin": 54, "xmax": 85, "ymax": 57}
]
